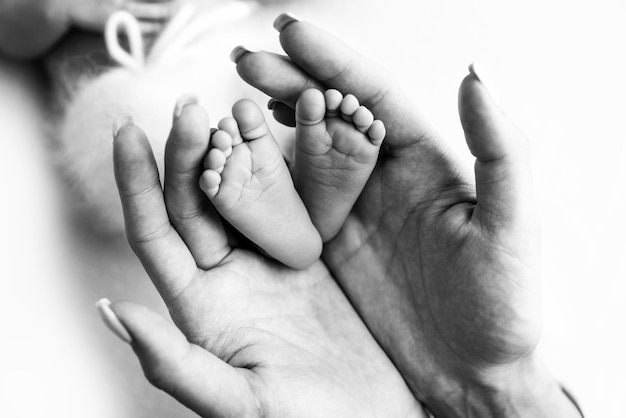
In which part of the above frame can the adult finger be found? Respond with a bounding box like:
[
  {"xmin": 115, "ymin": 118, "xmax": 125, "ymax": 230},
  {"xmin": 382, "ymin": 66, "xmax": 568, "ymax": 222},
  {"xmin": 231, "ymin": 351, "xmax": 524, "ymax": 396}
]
[
  {"xmin": 458, "ymin": 64, "xmax": 534, "ymax": 235},
  {"xmin": 113, "ymin": 119, "xmax": 198, "ymax": 299},
  {"xmin": 164, "ymin": 97, "xmax": 231, "ymax": 270},
  {"xmin": 102, "ymin": 300, "xmax": 260, "ymax": 417},
  {"xmin": 234, "ymin": 15, "xmax": 436, "ymax": 150},
  {"xmin": 232, "ymin": 48, "xmax": 322, "ymax": 108}
]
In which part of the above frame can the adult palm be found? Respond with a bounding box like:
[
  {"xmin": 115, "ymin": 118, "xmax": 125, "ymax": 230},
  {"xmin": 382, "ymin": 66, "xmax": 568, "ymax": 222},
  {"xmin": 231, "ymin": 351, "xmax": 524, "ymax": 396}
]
[
  {"xmin": 109, "ymin": 106, "xmax": 424, "ymax": 417},
  {"xmin": 234, "ymin": 17, "xmax": 578, "ymax": 417}
]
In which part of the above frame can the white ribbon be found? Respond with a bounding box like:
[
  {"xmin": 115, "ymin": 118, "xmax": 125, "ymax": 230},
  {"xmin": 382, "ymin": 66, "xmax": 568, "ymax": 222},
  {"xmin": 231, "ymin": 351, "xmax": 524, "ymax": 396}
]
[
  {"xmin": 105, "ymin": 10, "xmax": 145, "ymax": 71},
  {"xmin": 105, "ymin": 2, "xmax": 257, "ymax": 72}
]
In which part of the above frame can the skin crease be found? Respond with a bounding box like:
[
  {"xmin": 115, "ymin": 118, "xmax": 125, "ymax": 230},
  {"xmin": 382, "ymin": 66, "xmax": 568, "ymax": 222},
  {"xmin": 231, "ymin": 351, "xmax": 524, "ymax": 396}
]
[
  {"xmin": 110, "ymin": 108, "xmax": 426, "ymax": 417},
  {"xmin": 100, "ymin": 12, "xmax": 581, "ymax": 418},
  {"xmin": 233, "ymin": 18, "xmax": 580, "ymax": 417}
]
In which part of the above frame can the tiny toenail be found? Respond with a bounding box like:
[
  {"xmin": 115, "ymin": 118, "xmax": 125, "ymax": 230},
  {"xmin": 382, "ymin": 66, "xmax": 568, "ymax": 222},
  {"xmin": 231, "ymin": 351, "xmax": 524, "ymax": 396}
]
[
  {"xmin": 230, "ymin": 46, "xmax": 256, "ymax": 63},
  {"xmin": 273, "ymin": 13, "xmax": 300, "ymax": 32},
  {"xmin": 173, "ymin": 94, "xmax": 199, "ymax": 120},
  {"xmin": 112, "ymin": 114, "xmax": 134, "ymax": 139},
  {"xmin": 95, "ymin": 298, "xmax": 132, "ymax": 344}
]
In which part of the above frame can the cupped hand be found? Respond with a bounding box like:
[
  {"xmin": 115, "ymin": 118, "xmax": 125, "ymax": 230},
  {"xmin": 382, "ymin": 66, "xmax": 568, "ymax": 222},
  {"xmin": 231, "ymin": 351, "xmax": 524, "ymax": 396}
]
[
  {"xmin": 107, "ymin": 104, "xmax": 424, "ymax": 418},
  {"xmin": 232, "ymin": 16, "xmax": 581, "ymax": 417}
]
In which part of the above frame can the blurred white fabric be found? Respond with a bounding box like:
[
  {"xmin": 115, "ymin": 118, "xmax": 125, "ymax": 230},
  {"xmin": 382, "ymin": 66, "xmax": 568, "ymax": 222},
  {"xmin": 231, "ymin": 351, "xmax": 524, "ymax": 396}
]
[
  {"xmin": 0, "ymin": 59, "xmax": 126, "ymax": 417},
  {"xmin": 0, "ymin": 0, "xmax": 623, "ymax": 416}
]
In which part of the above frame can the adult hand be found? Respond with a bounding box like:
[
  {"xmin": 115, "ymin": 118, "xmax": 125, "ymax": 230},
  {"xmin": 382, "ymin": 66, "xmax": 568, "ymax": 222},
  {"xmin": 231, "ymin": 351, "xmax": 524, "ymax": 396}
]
[
  {"xmin": 232, "ymin": 15, "xmax": 582, "ymax": 417},
  {"xmin": 105, "ymin": 104, "xmax": 424, "ymax": 417}
]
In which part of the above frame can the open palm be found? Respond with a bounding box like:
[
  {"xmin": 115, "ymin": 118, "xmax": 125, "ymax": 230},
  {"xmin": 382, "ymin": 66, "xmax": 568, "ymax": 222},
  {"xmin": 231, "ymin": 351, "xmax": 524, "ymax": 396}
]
[
  {"xmin": 109, "ymin": 105, "xmax": 423, "ymax": 417},
  {"xmin": 233, "ymin": 17, "xmax": 579, "ymax": 417}
]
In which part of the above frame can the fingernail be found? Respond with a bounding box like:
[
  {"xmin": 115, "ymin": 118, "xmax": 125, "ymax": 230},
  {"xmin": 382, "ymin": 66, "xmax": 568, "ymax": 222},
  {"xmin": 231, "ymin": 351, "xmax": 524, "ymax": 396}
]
[
  {"xmin": 229, "ymin": 45, "xmax": 256, "ymax": 63},
  {"xmin": 96, "ymin": 298, "xmax": 132, "ymax": 344},
  {"xmin": 267, "ymin": 98, "xmax": 280, "ymax": 110},
  {"xmin": 112, "ymin": 114, "xmax": 134, "ymax": 139},
  {"xmin": 468, "ymin": 62, "xmax": 501, "ymax": 106},
  {"xmin": 468, "ymin": 62, "xmax": 488, "ymax": 84},
  {"xmin": 173, "ymin": 94, "xmax": 199, "ymax": 120},
  {"xmin": 273, "ymin": 13, "xmax": 300, "ymax": 32}
]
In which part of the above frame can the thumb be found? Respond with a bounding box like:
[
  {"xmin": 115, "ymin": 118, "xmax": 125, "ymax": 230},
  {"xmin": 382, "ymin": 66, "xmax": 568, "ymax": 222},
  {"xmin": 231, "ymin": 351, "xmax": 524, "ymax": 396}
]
[
  {"xmin": 96, "ymin": 299, "xmax": 260, "ymax": 417},
  {"xmin": 459, "ymin": 64, "xmax": 533, "ymax": 235}
]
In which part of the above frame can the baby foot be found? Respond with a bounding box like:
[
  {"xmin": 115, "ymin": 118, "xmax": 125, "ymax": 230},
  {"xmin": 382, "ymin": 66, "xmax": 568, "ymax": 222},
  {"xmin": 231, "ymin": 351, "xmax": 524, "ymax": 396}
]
[
  {"xmin": 200, "ymin": 99, "xmax": 322, "ymax": 269},
  {"xmin": 294, "ymin": 89, "xmax": 385, "ymax": 242}
]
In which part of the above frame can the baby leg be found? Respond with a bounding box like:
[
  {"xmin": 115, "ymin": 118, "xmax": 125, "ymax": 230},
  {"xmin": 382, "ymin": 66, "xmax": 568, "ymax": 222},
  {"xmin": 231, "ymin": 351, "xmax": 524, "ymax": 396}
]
[
  {"xmin": 295, "ymin": 89, "xmax": 385, "ymax": 242},
  {"xmin": 200, "ymin": 99, "xmax": 322, "ymax": 269}
]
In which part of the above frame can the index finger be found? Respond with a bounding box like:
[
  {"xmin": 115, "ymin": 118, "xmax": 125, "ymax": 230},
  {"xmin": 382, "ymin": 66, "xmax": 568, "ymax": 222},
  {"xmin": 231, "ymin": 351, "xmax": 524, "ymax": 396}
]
[
  {"xmin": 234, "ymin": 15, "xmax": 436, "ymax": 150},
  {"xmin": 233, "ymin": 50, "xmax": 322, "ymax": 108}
]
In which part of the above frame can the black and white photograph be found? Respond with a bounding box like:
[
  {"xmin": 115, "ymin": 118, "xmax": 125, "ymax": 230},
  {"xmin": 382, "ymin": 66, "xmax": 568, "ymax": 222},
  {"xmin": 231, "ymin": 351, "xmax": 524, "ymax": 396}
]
[{"xmin": 0, "ymin": 0, "xmax": 623, "ymax": 416}]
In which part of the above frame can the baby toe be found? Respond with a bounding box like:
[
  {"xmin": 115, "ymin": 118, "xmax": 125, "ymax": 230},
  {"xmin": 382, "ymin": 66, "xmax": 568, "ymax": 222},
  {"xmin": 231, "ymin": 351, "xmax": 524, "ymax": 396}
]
[
  {"xmin": 353, "ymin": 106, "xmax": 374, "ymax": 133},
  {"xmin": 217, "ymin": 117, "xmax": 242, "ymax": 146},
  {"xmin": 231, "ymin": 99, "xmax": 269, "ymax": 142},
  {"xmin": 340, "ymin": 94, "xmax": 360, "ymax": 122},
  {"xmin": 211, "ymin": 130, "xmax": 233, "ymax": 158},
  {"xmin": 324, "ymin": 89, "xmax": 343, "ymax": 117},
  {"xmin": 296, "ymin": 89, "xmax": 325, "ymax": 126},
  {"xmin": 199, "ymin": 170, "xmax": 221, "ymax": 198},
  {"xmin": 204, "ymin": 147, "xmax": 227, "ymax": 174},
  {"xmin": 367, "ymin": 120, "xmax": 386, "ymax": 145}
]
